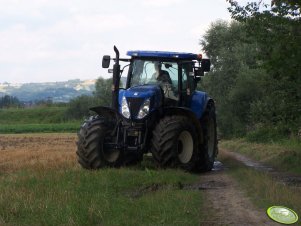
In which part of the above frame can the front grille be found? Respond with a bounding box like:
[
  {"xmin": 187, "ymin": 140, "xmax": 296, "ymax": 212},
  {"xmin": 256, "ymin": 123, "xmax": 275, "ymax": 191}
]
[{"xmin": 126, "ymin": 97, "xmax": 144, "ymax": 118}]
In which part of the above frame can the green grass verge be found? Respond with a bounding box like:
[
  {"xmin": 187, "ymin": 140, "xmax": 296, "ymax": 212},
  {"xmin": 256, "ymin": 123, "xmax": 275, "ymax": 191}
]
[
  {"xmin": 0, "ymin": 123, "xmax": 81, "ymax": 134},
  {"xmin": 0, "ymin": 107, "xmax": 85, "ymax": 133},
  {"xmin": 219, "ymin": 153, "xmax": 301, "ymax": 220},
  {"xmin": 220, "ymin": 138, "xmax": 301, "ymax": 174},
  {"xmin": 0, "ymin": 167, "xmax": 202, "ymax": 226},
  {"xmin": 0, "ymin": 107, "xmax": 70, "ymax": 124}
]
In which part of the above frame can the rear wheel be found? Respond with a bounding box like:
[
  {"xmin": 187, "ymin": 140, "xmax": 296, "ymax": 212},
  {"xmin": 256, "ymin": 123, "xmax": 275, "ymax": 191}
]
[
  {"xmin": 199, "ymin": 103, "xmax": 218, "ymax": 171},
  {"xmin": 151, "ymin": 115, "xmax": 200, "ymax": 171},
  {"xmin": 76, "ymin": 116, "xmax": 123, "ymax": 169}
]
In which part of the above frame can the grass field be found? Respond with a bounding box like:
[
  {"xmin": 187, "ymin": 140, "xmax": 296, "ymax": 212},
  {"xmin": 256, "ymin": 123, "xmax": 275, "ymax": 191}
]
[
  {"xmin": 0, "ymin": 107, "xmax": 81, "ymax": 133},
  {"xmin": 0, "ymin": 107, "xmax": 68, "ymax": 124},
  {"xmin": 0, "ymin": 122, "xmax": 81, "ymax": 134},
  {"xmin": 0, "ymin": 134, "xmax": 203, "ymax": 226},
  {"xmin": 1, "ymin": 106, "xmax": 300, "ymax": 225}
]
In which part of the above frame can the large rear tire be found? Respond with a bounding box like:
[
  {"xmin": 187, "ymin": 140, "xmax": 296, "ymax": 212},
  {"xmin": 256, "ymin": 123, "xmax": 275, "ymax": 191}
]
[
  {"xmin": 76, "ymin": 116, "xmax": 122, "ymax": 169},
  {"xmin": 199, "ymin": 103, "xmax": 218, "ymax": 172},
  {"xmin": 151, "ymin": 115, "xmax": 200, "ymax": 171}
]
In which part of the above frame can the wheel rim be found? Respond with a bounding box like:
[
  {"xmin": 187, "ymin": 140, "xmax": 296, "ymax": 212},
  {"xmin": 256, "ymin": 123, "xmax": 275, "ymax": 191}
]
[
  {"xmin": 103, "ymin": 149, "xmax": 120, "ymax": 163},
  {"xmin": 177, "ymin": 130, "xmax": 194, "ymax": 164},
  {"xmin": 207, "ymin": 118, "xmax": 215, "ymax": 159}
]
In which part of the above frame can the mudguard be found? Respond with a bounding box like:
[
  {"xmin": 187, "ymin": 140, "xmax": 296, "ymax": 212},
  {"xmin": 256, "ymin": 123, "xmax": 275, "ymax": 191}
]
[
  {"xmin": 190, "ymin": 91, "xmax": 214, "ymax": 119},
  {"xmin": 89, "ymin": 106, "xmax": 122, "ymax": 121}
]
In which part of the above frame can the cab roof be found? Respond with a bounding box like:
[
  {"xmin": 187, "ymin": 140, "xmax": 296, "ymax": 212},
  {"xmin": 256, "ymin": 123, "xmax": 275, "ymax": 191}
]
[{"xmin": 127, "ymin": 50, "xmax": 198, "ymax": 60}]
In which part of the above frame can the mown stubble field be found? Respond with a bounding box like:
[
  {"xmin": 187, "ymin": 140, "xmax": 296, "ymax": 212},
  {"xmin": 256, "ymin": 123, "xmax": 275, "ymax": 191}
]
[{"xmin": 0, "ymin": 134, "xmax": 77, "ymax": 172}]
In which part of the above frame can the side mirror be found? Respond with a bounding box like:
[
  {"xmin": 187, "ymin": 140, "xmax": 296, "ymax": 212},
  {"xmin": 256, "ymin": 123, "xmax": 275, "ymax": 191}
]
[
  {"xmin": 102, "ymin": 55, "xmax": 111, "ymax": 68},
  {"xmin": 194, "ymin": 67, "xmax": 204, "ymax": 77},
  {"xmin": 201, "ymin": 59, "xmax": 211, "ymax": 72}
]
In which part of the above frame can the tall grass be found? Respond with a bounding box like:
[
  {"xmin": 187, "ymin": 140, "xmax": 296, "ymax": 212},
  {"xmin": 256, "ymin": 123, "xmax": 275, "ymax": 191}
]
[
  {"xmin": 0, "ymin": 167, "xmax": 202, "ymax": 226},
  {"xmin": 245, "ymin": 125, "xmax": 298, "ymax": 143}
]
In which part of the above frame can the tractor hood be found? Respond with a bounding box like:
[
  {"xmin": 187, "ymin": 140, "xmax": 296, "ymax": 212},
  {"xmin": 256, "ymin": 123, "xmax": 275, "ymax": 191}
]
[
  {"xmin": 118, "ymin": 85, "xmax": 163, "ymax": 119},
  {"xmin": 120, "ymin": 85, "xmax": 162, "ymax": 98}
]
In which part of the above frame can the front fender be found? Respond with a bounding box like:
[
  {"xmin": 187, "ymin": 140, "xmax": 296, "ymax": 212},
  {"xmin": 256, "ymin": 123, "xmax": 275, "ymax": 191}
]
[{"xmin": 89, "ymin": 106, "xmax": 122, "ymax": 121}]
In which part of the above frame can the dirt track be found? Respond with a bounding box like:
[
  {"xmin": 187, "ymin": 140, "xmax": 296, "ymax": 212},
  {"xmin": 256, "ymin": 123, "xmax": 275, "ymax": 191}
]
[{"xmin": 199, "ymin": 158, "xmax": 279, "ymax": 226}]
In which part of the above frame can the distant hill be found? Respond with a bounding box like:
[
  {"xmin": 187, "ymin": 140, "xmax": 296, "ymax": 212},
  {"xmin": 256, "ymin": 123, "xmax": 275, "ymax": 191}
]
[{"xmin": 0, "ymin": 79, "xmax": 96, "ymax": 103}]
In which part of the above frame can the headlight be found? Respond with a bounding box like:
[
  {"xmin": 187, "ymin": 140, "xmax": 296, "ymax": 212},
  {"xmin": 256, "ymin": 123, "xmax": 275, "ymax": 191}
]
[
  {"xmin": 121, "ymin": 96, "xmax": 130, "ymax": 119},
  {"xmin": 137, "ymin": 98, "xmax": 150, "ymax": 119}
]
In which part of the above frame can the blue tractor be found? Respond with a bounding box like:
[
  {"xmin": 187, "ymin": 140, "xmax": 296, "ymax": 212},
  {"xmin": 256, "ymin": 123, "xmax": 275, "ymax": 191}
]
[{"xmin": 77, "ymin": 46, "xmax": 217, "ymax": 172}]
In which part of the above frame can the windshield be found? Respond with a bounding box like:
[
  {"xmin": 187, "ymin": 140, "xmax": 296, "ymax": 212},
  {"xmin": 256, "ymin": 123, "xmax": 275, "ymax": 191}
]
[{"xmin": 129, "ymin": 60, "xmax": 178, "ymax": 89}]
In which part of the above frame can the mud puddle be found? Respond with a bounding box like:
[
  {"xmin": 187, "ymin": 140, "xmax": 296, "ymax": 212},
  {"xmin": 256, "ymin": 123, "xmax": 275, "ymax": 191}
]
[{"xmin": 212, "ymin": 160, "xmax": 226, "ymax": 171}]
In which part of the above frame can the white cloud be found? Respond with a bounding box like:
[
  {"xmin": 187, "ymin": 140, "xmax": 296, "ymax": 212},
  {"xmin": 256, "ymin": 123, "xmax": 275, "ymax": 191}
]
[
  {"xmin": 0, "ymin": 0, "xmax": 233, "ymax": 83},
  {"xmin": 141, "ymin": 0, "xmax": 184, "ymax": 7}
]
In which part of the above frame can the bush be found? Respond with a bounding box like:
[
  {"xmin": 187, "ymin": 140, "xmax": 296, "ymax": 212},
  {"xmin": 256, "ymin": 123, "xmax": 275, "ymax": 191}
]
[
  {"xmin": 65, "ymin": 95, "xmax": 102, "ymax": 120},
  {"xmin": 246, "ymin": 125, "xmax": 292, "ymax": 143}
]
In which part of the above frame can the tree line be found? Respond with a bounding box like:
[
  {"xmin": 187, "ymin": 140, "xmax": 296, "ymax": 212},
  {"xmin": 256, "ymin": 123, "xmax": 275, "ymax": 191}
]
[
  {"xmin": 199, "ymin": 0, "xmax": 300, "ymax": 140},
  {"xmin": 0, "ymin": 95, "xmax": 21, "ymax": 108}
]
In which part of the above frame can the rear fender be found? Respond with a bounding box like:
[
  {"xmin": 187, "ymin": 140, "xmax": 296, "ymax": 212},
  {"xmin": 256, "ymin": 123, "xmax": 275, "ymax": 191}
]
[{"xmin": 191, "ymin": 91, "xmax": 215, "ymax": 119}]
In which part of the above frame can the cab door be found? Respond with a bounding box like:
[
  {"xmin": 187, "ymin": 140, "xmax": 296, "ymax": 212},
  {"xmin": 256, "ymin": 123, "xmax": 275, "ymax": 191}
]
[{"xmin": 179, "ymin": 62, "xmax": 195, "ymax": 108}]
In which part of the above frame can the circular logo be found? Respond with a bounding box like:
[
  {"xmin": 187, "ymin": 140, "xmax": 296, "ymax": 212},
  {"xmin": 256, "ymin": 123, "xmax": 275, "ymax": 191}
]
[{"xmin": 267, "ymin": 206, "xmax": 298, "ymax": 224}]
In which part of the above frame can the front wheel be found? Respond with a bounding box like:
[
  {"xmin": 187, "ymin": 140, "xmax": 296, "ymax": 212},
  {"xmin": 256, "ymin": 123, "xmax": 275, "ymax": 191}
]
[
  {"xmin": 151, "ymin": 115, "xmax": 200, "ymax": 171},
  {"xmin": 76, "ymin": 116, "xmax": 123, "ymax": 169}
]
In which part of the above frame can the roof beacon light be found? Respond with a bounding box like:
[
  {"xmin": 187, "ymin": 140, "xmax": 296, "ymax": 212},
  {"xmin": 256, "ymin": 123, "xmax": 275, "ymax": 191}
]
[{"xmin": 197, "ymin": 54, "xmax": 203, "ymax": 60}]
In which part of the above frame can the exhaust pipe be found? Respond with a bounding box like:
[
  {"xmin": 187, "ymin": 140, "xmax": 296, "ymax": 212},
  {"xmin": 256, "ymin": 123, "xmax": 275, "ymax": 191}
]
[{"xmin": 112, "ymin": 46, "xmax": 120, "ymax": 111}]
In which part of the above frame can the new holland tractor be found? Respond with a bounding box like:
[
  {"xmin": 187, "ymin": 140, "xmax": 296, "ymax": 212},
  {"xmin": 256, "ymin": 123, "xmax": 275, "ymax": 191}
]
[{"xmin": 76, "ymin": 46, "xmax": 217, "ymax": 172}]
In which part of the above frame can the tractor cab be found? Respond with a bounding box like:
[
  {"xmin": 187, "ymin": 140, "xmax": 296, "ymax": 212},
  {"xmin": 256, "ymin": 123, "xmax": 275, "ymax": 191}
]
[
  {"xmin": 102, "ymin": 49, "xmax": 211, "ymax": 120},
  {"xmin": 127, "ymin": 57, "xmax": 193, "ymax": 108}
]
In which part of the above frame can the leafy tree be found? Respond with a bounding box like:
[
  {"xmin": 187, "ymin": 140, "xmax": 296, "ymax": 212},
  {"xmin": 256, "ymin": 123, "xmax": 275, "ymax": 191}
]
[
  {"xmin": 94, "ymin": 77, "xmax": 113, "ymax": 106},
  {"xmin": 227, "ymin": 0, "xmax": 301, "ymax": 136},
  {"xmin": 65, "ymin": 95, "xmax": 102, "ymax": 120},
  {"xmin": 199, "ymin": 21, "xmax": 265, "ymax": 137}
]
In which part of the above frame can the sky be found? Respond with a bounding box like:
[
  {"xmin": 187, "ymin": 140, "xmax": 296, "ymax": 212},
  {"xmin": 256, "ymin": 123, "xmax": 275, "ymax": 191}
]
[{"xmin": 0, "ymin": 0, "xmax": 237, "ymax": 83}]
